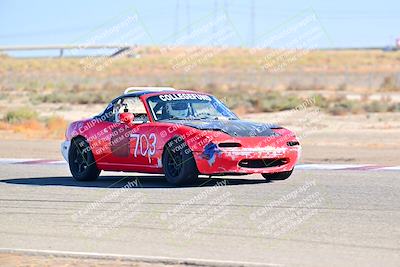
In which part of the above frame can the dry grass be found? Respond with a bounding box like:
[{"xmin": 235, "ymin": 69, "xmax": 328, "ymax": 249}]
[
  {"xmin": 0, "ymin": 47, "xmax": 399, "ymax": 132},
  {"xmin": 2, "ymin": 118, "xmax": 67, "ymax": 139},
  {"xmin": 380, "ymin": 75, "xmax": 400, "ymax": 92},
  {"xmin": 1, "ymin": 107, "xmax": 67, "ymax": 139},
  {"xmin": 1, "ymin": 48, "xmax": 399, "ymax": 78},
  {"xmin": 45, "ymin": 116, "xmax": 68, "ymax": 138}
]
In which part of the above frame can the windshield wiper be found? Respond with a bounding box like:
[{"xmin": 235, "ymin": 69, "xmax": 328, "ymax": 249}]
[
  {"xmin": 158, "ymin": 116, "xmax": 184, "ymax": 121},
  {"xmin": 194, "ymin": 115, "xmax": 219, "ymax": 120},
  {"xmin": 159, "ymin": 116, "xmax": 235, "ymax": 121}
]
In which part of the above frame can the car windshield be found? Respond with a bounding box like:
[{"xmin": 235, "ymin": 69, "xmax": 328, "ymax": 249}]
[{"xmin": 147, "ymin": 93, "xmax": 238, "ymax": 121}]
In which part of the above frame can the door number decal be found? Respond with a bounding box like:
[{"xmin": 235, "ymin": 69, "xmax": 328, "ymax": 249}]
[{"xmin": 130, "ymin": 133, "xmax": 157, "ymax": 160}]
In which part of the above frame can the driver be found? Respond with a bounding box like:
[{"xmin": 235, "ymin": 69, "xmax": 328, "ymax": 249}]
[{"xmin": 165, "ymin": 102, "xmax": 190, "ymax": 119}]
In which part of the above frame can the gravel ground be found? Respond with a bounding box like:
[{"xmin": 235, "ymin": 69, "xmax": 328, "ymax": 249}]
[{"xmin": 0, "ymin": 163, "xmax": 399, "ymax": 267}]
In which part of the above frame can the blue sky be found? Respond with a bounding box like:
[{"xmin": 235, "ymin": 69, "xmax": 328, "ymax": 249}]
[{"xmin": 0, "ymin": 0, "xmax": 399, "ymax": 49}]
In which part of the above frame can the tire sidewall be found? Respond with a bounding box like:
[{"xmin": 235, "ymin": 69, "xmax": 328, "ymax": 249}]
[
  {"xmin": 69, "ymin": 138, "xmax": 99, "ymax": 181},
  {"xmin": 162, "ymin": 137, "xmax": 198, "ymax": 185}
]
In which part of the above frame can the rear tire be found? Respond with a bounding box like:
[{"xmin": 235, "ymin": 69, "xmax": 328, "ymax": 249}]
[
  {"xmin": 262, "ymin": 169, "xmax": 293, "ymax": 181},
  {"xmin": 162, "ymin": 137, "xmax": 198, "ymax": 185},
  {"xmin": 68, "ymin": 137, "xmax": 100, "ymax": 181}
]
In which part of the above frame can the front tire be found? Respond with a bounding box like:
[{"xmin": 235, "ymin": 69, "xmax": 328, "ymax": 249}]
[
  {"xmin": 162, "ymin": 137, "xmax": 198, "ymax": 185},
  {"xmin": 68, "ymin": 137, "xmax": 100, "ymax": 181},
  {"xmin": 262, "ymin": 169, "xmax": 293, "ymax": 181}
]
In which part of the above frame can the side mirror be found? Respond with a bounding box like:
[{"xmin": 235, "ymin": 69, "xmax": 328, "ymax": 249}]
[{"xmin": 119, "ymin": 112, "xmax": 134, "ymax": 124}]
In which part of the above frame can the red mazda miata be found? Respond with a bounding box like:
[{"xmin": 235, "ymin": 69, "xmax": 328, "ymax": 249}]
[{"xmin": 61, "ymin": 87, "xmax": 301, "ymax": 185}]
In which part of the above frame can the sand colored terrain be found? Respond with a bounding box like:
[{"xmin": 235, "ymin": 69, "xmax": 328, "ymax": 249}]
[
  {"xmin": 0, "ymin": 253, "xmax": 185, "ymax": 267},
  {"xmin": 0, "ymin": 48, "xmax": 399, "ymax": 164},
  {"xmin": 0, "ymin": 112, "xmax": 398, "ymax": 165}
]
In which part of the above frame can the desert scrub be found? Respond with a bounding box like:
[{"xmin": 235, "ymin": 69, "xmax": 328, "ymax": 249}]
[
  {"xmin": 31, "ymin": 91, "xmax": 114, "ymax": 105},
  {"xmin": 1, "ymin": 112, "xmax": 69, "ymax": 139},
  {"xmin": 5, "ymin": 107, "xmax": 38, "ymax": 123},
  {"xmin": 363, "ymin": 101, "xmax": 400, "ymax": 113},
  {"xmin": 45, "ymin": 115, "xmax": 68, "ymax": 138},
  {"xmin": 212, "ymin": 88, "xmax": 306, "ymax": 113},
  {"xmin": 256, "ymin": 92, "xmax": 303, "ymax": 112},
  {"xmin": 328, "ymin": 99, "xmax": 363, "ymax": 115},
  {"xmin": 380, "ymin": 75, "xmax": 400, "ymax": 91},
  {"xmin": 388, "ymin": 103, "xmax": 400, "ymax": 112},
  {"xmin": 219, "ymin": 93, "xmax": 255, "ymax": 112},
  {"xmin": 286, "ymin": 82, "xmax": 326, "ymax": 91},
  {"xmin": 312, "ymin": 94, "xmax": 329, "ymax": 109},
  {"xmin": 327, "ymin": 99, "xmax": 400, "ymax": 115}
]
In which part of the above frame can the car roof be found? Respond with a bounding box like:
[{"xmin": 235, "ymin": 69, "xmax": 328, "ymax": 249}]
[
  {"xmin": 123, "ymin": 90, "xmax": 177, "ymax": 97},
  {"xmin": 122, "ymin": 89, "xmax": 210, "ymax": 98},
  {"xmin": 111, "ymin": 88, "xmax": 211, "ymax": 103},
  {"xmin": 124, "ymin": 87, "xmax": 176, "ymax": 94}
]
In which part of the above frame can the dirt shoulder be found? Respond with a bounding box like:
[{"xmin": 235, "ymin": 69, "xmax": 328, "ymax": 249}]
[
  {"xmin": 243, "ymin": 112, "xmax": 400, "ymax": 165},
  {"xmin": 0, "ymin": 112, "xmax": 398, "ymax": 165},
  {"xmin": 0, "ymin": 252, "xmax": 185, "ymax": 267},
  {"xmin": 0, "ymin": 139, "xmax": 62, "ymax": 160}
]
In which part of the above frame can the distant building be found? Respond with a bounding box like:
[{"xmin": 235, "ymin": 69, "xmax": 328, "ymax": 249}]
[{"xmin": 396, "ymin": 38, "xmax": 400, "ymax": 48}]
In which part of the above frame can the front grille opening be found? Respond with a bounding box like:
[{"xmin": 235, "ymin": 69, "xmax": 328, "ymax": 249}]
[
  {"xmin": 287, "ymin": 141, "xmax": 300, "ymax": 146},
  {"xmin": 238, "ymin": 158, "xmax": 289, "ymax": 168},
  {"xmin": 218, "ymin": 142, "xmax": 242, "ymax": 148}
]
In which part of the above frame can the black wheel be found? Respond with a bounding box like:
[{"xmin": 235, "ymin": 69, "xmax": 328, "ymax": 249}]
[
  {"xmin": 262, "ymin": 169, "xmax": 293, "ymax": 181},
  {"xmin": 162, "ymin": 137, "xmax": 198, "ymax": 185},
  {"xmin": 68, "ymin": 137, "xmax": 100, "ymax": 181}
]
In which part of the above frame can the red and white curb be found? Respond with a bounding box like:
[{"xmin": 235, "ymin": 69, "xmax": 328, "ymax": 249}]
[
  {"xmin": 296, "ymin": 163, "xmax": 400, "ymax": 171},
  {"xmin": 0, "ymin": 158, "xmax": 65, "ymax": 165},
  {"xmin": 0, "ymin": 158, "xmax": 399, "ymax": 171},
  {"xmin": 0, "ymin": 248, "xmax": 279, "ymax": 267}
]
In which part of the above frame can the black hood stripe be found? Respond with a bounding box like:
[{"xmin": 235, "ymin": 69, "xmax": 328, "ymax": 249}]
[{"xmin": 168, "ymin": 120, "xmax": 281, "ymax": 137}]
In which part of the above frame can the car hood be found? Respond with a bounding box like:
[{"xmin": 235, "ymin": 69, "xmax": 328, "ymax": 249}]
[{"xmin": 169, "ymin": 120, "xmax": 282, "ymax": 137}]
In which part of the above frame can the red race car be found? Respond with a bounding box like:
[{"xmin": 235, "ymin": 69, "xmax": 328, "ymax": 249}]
[{"xmin": 61, "ymin": 87, "xmax": 301, "ymax": 185}]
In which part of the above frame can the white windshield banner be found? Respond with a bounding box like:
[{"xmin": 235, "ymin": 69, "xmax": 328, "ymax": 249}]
[{"xmin": 158, "ymin": 93, "xmax": 212, "ymax": 102}]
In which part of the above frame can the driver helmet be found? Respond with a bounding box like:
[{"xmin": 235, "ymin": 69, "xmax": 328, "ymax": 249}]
[{"xmin": 165, "ymin": 101, "xmax": 189, "ymax": 118}]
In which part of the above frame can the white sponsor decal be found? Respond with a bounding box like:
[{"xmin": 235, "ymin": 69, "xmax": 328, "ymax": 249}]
[
  {"xmin": 130, "ymin": 133, "xmax": 157, "ymax": 162},
  {"xmin": 159, "ymin": 93, "xmax": 212, "ymax": 102}
]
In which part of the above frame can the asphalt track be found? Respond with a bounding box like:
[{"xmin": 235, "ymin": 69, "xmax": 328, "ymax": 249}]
[{"xmin": 0, "ymin": 160, "xmax": 399, "ymax": 266}]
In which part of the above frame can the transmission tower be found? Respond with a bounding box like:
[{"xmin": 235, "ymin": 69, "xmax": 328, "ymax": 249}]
[
  {"xmin": 174, "ymin": 0, "xmax": 180, "ymax": 39},
  {"xmin": 186, "ymin": 0, "xmax": 191, "ymax": 35},
  {"xmin": 250, "ymin": 0, "xmax": 255, "ymax": 46}
]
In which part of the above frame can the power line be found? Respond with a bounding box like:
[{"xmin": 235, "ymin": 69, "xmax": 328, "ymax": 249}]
[
  {"xmin": 174, "ymin": 0, "xmax": 180, "ymax": 39},
  {"xmin": 213, "ymin": 0, "xmax": 218, "ymax": 36},
  {"xmin": 249, "ymin": 0, "xmax": 255, "ymax": 46},
  {"xmin": 224, "ymin": 0, "xmax": 229, "ymax": 13},
  {"xmin": 186, "ymin": 1, "xmax": 191, "ymax": 35}
]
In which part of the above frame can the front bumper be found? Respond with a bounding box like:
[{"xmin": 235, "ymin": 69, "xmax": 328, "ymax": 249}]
[
  {"xmin": 194, "ymin": 146, "xmax": 300, "ymax": 175},
  {"xmin": 61, "ymin": 141, "xmax": 71, "ymax": 162}
]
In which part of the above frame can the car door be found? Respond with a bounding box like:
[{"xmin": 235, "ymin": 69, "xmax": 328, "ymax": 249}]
[
  {"xmin": 106, "ymin": 96, "xmax": 159, "ymax": 171},
  {"xmin": 87, "ymin": 103, "xmax": 116, "ymax": 165}
]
